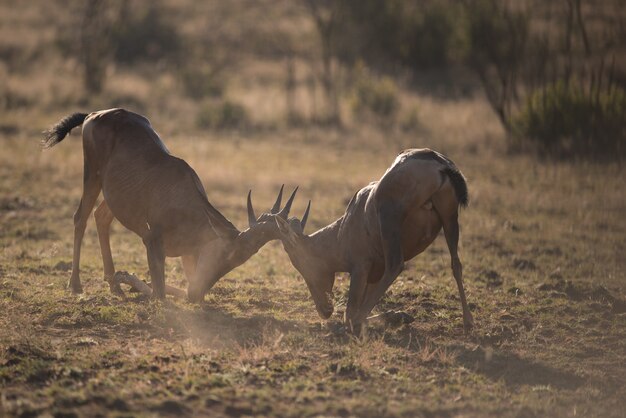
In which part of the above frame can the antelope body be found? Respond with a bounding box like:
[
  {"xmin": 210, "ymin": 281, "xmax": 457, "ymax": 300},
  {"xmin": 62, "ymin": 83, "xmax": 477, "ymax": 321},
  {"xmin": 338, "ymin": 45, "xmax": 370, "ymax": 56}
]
[
  {"xmin": 43, "ymin": 108, "xmax": 294, "ymax": 301},
  {"xmin": 275, "ymin": 149, "xmax": 473, "ymax": 332}
]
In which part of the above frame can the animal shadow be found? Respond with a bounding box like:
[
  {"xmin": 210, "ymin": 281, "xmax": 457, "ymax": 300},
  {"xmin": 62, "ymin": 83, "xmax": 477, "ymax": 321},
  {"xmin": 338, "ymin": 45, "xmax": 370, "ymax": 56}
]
[
  {"xmin": 376, "ymin": 325, "xmax": 584, "ymax": 390},
  {"xmin": 455, "ymin": 345, "xmax": 584, "ymax": 389}
]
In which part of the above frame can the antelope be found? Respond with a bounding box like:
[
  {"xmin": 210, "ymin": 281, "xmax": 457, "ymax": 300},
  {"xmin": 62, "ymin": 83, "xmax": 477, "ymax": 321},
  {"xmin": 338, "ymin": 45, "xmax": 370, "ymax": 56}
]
[
  {"xmin": 43, "ymin": 108, "xmax": 296, "ymax": 302},
  {"xmin": 274, "ymin": 149, "xmax": 473, "ymax": 334}
]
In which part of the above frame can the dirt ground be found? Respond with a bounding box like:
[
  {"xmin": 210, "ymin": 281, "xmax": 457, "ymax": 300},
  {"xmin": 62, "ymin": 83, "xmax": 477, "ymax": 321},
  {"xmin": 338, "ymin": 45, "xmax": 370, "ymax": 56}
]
[
  {"xmin": 1, "ymin": 107, "xmax": 625, "ymax": 417},
  {"xmin": 1, "ymin": 0, "xmax": 625, "ymax": 416}
]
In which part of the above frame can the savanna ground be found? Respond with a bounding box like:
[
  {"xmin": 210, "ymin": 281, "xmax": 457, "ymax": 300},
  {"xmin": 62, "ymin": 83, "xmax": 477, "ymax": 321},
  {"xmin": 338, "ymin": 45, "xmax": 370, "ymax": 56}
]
[
  {"xmin": 1, "ymin": 97, "xmax": 625, "ymax": 417},
  {"xmin": 1, "ymin": 1, "xmax": 626, "ymax": 417}
]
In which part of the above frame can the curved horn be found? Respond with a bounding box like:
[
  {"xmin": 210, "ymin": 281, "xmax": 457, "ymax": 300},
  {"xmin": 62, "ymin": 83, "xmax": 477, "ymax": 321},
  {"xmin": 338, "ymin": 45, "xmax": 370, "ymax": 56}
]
[
  {"xmin": 247, "ymin": 190, "xmax": 257, "ymax": 227},
  {"xmin": 300, "ymin": 200, "xmax": 311, "ymax": 231},
  {"xmin": 278, "ymin": 187, "xmax": 298, "ymax": 219},
  {"xmin": 270, "ymin": 184, "xmax": 284, "ymax": 214}
]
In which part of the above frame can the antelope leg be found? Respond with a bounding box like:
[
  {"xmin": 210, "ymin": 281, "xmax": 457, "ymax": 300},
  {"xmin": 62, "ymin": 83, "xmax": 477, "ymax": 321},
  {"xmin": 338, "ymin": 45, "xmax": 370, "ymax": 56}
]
[
  {"xmin": 69, "ymin": 170, "xmax": 101, "ymax": 294},
  {"xmin": 112, "ymin": 271, "xmax": 185, "ymax": 299},
  {"xmin": 354, "ymin": 204, "xmax": 404, "ymax": 323},
  {"xmin": 113, "ymin": 271, "xmax": 151, "ymax": 296},
  {"xmin": 432, "ymin": 192, "xmax": 474, "ymax": 332},
  {"xmin": 143, "ymin": 229, "xmax": 166, "ymax": 299},
  {"xmin": 344, "ymin": 263, "xmax": 371, "ymax": 334},
  {"xmin": 94, "ymin": 201, "xmax": 124, "ymax": 296}
]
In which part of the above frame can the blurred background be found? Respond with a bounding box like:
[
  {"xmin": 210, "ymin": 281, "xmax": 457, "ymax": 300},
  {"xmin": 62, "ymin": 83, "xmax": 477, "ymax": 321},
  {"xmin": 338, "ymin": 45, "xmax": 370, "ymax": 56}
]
[{"xmin": 1, "ymin": 0, "xmax": 624, "ymax": 159}]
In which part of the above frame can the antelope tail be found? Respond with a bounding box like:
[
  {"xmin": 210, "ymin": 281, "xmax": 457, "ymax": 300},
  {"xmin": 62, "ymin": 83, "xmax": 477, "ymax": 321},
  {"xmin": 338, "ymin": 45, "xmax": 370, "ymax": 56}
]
[
  {"xmin": 42, "ymin": 112, "xmax": 89, "ymax": 148},
  {"xmin": 442, "ymin": 166, "xmax": 469, "ymax": 208}
]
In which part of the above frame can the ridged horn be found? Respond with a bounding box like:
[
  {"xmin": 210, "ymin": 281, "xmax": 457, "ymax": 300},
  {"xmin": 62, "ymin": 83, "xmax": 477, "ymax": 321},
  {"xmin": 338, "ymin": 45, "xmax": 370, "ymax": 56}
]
[
  {"xmin": 247, "ymin": 190, "xmax": 257, "ymax": 227},
  {"xmin": 278, "ymin": 187, "xmax": 298, "ymax": 219},
  {"xmin": 301, "ymin": 200, "xmax": 311, "ymax": 231},
  {"xmin": 270, "ymin": 184, "xmax": 284, "ymax": 214}
]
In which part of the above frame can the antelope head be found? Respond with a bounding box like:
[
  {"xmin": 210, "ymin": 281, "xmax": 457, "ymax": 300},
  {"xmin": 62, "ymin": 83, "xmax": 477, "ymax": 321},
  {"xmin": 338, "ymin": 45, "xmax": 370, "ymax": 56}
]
[
  {"xmin": 187, "ymin": 185, "xmax": 299, "ymax": 302},
  {"xmin": 237, "ymin": 184, "xmax": 300, "ymax": 260},
  {"xmin": 273, "ymin": 202, "xmax": 335, "ymax": 319}
]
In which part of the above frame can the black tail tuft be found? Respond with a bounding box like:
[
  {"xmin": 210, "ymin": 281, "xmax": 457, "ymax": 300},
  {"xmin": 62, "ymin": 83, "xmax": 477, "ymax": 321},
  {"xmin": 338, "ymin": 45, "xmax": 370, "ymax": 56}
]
[
  {"xmin": 442, "ymin": 167, "xmax": 469, "ymax": 208},
  {"xmin": 41, "ymin": 113, "xmax": 89, "ymax": 148}
]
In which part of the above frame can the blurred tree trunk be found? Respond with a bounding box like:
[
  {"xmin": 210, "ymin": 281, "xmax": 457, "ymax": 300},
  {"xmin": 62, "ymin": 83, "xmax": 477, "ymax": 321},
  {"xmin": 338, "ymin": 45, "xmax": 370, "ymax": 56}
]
[
  {"xmin": 309, "ymin": 78, "xmax": 317, "ymax": 122},
  {"xmin": 285, "ymin": 53, "xmax": 297, "ymax": 124},
  {"xmin": 564, "ymin": 0, "xmax": 591, "ymax": 56},
  {"xmin": 81, "ymin": 0, "xmax": 109, "ymax": 94},
  {"xmin": 573, "ymin": 0, "xmax": 591, "ymax": 55},
  {"xmin": 466, "ymin": 0, "xmax": 529, "ymax": 133},
  {"xmin": 305, "ymin": 0, "xmax": 340, "ymax": 125},
  {"xmin": 80, "ymin": 0, "xmax": 129, "ymax": 95}
]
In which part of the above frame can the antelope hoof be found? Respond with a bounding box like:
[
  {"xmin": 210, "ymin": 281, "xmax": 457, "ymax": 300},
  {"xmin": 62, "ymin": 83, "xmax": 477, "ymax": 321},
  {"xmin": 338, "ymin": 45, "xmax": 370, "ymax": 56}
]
[
  {"xmin": 187, "ymin": 288, "xmax": 204, "ymax": 304},
  {"xmin": 463, "ymin": 315, "xmax": 475, "ymax": 334},
  {"xmin": 106, "ymin": 277, "xmax": 125, "ymax": 297},
  {"xmin": 68, "ymin": 279, "xmax": 83, "ymax": 294},
  {"xmin": 150, "ymin": 290, "xmax": 166, "ymax": 301},
  {"xmin": 70, "ymin": 285, "xmax": 83, "ymax": 294},
  {"xmin": 318, "ymin": 307, "xmax": 334, "ymax": 320},
  {"xmin": 347, "ymin": 320, "xmax": 365, "ymax": 338}
]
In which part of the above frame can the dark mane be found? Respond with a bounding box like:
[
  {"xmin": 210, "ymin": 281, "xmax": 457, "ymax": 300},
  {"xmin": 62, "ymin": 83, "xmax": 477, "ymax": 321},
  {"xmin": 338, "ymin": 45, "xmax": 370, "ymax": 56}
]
[
  {"xmin": 188, "ymin": 168, "xmax": 239, "ymax": 236},
  {"xmin": 404, "ymin": 149, "xmax": 453, "ymax": 166}
]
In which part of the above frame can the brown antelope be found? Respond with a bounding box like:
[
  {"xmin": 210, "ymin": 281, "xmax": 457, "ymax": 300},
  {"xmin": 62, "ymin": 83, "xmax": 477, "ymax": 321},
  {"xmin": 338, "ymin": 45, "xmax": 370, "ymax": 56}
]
[
  {"xmin": 274, "ymin": 148, "xmax": 473, "ymax": 333},
  {"xmin": 43, "ymin": 108, "xmax": 296, "ymax": 302}
]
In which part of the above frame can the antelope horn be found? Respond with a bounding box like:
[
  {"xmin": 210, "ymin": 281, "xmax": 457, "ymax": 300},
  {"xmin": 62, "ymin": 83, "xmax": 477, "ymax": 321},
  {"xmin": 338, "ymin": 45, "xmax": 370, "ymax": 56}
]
[
  {"xmin": 301, "ymin": 200, "xmax": 311, "ymax": 231},
  {"xmin": 247, "ymin": 190, "xmax": 257, "ymax": 227},
  {"xmin": 270, "ymin": 184, "xmax": 284, "ymax": 214},
  {"xmin": 278, "ymin": 187, "xmax": 298, "ymax": 219}
]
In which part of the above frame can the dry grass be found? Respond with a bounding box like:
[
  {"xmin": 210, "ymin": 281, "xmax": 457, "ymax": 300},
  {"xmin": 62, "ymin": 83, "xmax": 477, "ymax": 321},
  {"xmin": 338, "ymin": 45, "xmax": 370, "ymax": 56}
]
[
  {"xmin": 1, "ymin": 1, "xmax": 625, "ymax": 417},
  {"xmin": 1, "ymin": 106, "xmax": 625, "ymax": 416}
]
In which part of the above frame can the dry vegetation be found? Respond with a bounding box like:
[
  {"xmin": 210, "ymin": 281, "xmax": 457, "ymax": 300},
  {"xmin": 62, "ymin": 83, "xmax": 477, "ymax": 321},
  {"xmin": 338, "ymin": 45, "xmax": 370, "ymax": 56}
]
[{"xmin": 1, "ymin": 1, "xmax": 625, "ymax": 417}]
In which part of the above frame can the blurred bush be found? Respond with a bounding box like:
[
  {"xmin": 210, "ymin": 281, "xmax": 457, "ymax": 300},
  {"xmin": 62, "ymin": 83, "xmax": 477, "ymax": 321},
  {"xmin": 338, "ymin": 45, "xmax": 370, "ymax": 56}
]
[
  {"xmin": 111, "ymin": 4, "xmax": 181, "ymax": 65},
  {"xmin": 1, "ymin": 89, "xmax": 33, "ymax": 111},
  {"xmin": 180, "ymin": 65, "xmax": 225, "ymax": 100},
  {"xmin": 334, "ymin": 0, "xmax": 467, "ymax": 70},
  {"xmin": 400, "ymin": 105, "xmax": 420, "ymax": 132},
  {"xmin": 513, "ymin": 80, "xmax": 626, "ymax": 158},
  {"xmin": 465, "ymin": 0, "xmax": 529, "ymax": 130},
  {"xmin": 2, "ymin": 0, "xmax": 623, "ymax": 159},
  {"xmin": 196, "ymin": 100, "xmax": 249, "ymax": 130},
  {"xmin": 54, "ymin": 1, "xmax": 182, "ymax": 94},
  {"xmin": 404, "ymin": 2, "xmax": 468, "ymax": 69},
  {"xmin": 350, "ymin": 65, "xmax": 400, "ymax": 124}
]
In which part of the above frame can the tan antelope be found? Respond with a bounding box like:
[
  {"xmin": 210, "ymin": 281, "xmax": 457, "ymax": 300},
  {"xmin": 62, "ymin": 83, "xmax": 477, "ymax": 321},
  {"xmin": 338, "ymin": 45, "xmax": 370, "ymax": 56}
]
[
  {"xmin": 274, "ymin": 149, "xmax": 473, "ymax": 333},
  {"xmin": 43, "ymin": 108, "xmax": 296, "ymax": 302}
]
